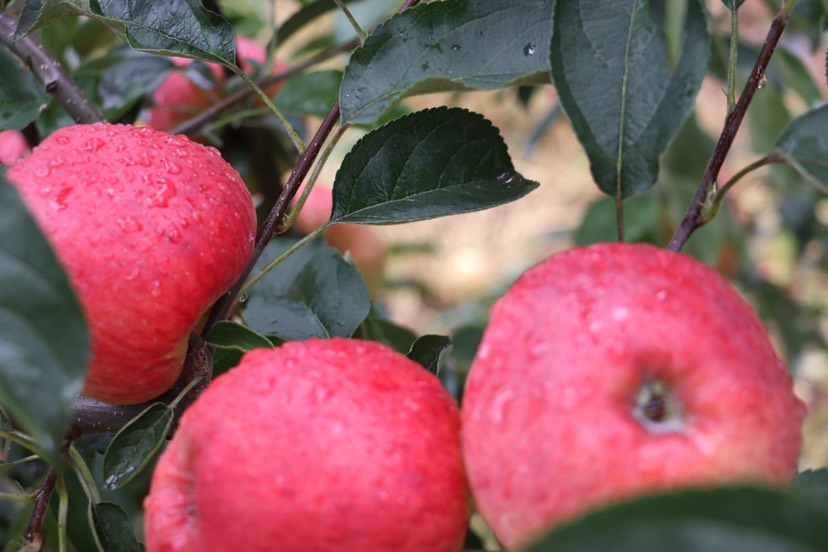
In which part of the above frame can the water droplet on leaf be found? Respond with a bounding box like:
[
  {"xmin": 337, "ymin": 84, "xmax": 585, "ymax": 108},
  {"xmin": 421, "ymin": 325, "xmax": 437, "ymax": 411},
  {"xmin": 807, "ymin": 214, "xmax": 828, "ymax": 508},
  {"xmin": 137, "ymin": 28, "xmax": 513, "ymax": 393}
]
[{"xmin": 524, "ymin": 43, "xmax": 536, "ymax": 56}]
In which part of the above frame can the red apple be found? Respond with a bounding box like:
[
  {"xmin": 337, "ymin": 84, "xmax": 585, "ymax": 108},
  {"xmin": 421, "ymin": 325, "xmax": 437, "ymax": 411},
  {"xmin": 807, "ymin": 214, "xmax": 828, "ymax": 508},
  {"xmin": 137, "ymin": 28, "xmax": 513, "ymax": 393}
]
[
  {"xmin": 144, "ymin": 58, "xmax": 226, "ymax": 132},
  {"xmin": 6, "ymin": 123, "xmax": 256, "ymax": 404},
  {"xmin": 461, "ymin": 242, "xmax": 805, "ymax": 549},
  {"xmin": 0, "ymin": 130, "xmax": 29, "ymax": 166},
  {"xmin": 144, "ymin": 338, "xmax": 469, "ymax": 552},
  {"xmin": 294, "ymin": 183, "xmax": 387, "ymax": 293}
]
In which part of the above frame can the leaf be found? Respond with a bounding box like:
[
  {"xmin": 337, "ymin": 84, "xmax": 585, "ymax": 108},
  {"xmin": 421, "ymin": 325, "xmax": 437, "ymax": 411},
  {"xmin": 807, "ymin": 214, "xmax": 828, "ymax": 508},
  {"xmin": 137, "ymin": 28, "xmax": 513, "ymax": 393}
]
[
  {"xmin": 525, "ymin": 487, "xmax": 828, "ymax": 552},
  {"xmin": 244, "ymin": 239, "xmax": 371, "ymax": 341},
  {"xmin": 274, "ymin": 70, "xmax": 343, "ymax": 118},
  {"xmin": 0, "ymin": 46, "xmax": 49, "ymax": 130},
  {"xmin": 773, "ymin": 105, "xmax": 828, "ymax": 192},
  {"xmin": 15, "ymin": 0, "xmax": 86, "ymax": 37},
  {"xmin": 0, "ymin": 179, "xmax": 90, "ymax": 458},
  {"xmin": 331, "ymin": 107, "xmax": 538, "ymax": 225},
  {"xmin": 89, "ymin": 501, "xmax": 142, "ymax": 552},
  {"xmin": 102, "ymin": 403, "xmax": 173, "ymax": 490},
  {"xmin": 90, "ymin": 0, "xmax": 236, "ymax": 62},
  {"xmin": 340, "ymin": 0, "xmax": 552, "ymax": 124},
  {"xmin": 406, "ymin": 335, "xmax": 452, "ymax": 375},
  {"xmin": 355, "ymin": 310, "xmax": 418, "ymax": 354},
  {"xmin": 549, "ymin": 0, "xmax": 709, "ymax": 199},
  {"xmin": 206, "ymin": 321, "xmax": 274, "ymax": 352}
]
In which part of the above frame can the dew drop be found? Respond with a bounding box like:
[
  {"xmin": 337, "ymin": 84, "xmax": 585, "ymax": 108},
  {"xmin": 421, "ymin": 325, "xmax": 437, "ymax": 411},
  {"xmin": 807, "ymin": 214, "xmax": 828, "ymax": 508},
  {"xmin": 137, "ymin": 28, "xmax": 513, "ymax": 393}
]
[
  {"xmin": 451, "ymin": 44, "xmax": 461, "ymax": 51},
  {"xmin": 757, "ymin": 69, "xmax": 767, "ymax": 90},
  {"xmin": 166, "ymin": 226, "xmax": 182, "ymax": 243},
  {"xmin": 149, "ymin": 280, "xmax": 161, "ymax": 298},
  {"xmin": 85, "ymin": 137, "xmax": 106, "ymax": 152},
  {"xmin": 117, "ymin": 216, "xmax": 143, "ymax": 234},
  {"xmin": 55, "ymin": 135, "xmax": 70, "ymax": 146},
  {"xmin": 523, "ymin": 43, "xmax": 536, "ymax": 56},
  {"xmin": 165, "ymin": 160, "xmax": 182, "ymax": 175},
  {"xmin": 48, "ymin": 157, "xmax": 65, "ymax": 168},
  {"xmin": 34, "ymin": 165, "xmax": 51, "ymax": 178},
  {"xmin": 147, "ymin": 178, "xmax": 177, "ymax": 208},
  {"xmin": 136, "ymin": 151, "xmax": 153, "ymax": 167}
]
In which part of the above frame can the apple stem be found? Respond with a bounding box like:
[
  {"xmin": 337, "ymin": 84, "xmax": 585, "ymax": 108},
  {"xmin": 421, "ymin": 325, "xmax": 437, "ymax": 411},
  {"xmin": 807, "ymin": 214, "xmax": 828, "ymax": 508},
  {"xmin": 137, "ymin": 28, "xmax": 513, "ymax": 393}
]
[
  {"xmin": 0, "ymin": 12, "xmax": 104, "ymax": 124},
  {"xmin": 667, "ymin": 2, "xmax": 793, "ymax": 252}
]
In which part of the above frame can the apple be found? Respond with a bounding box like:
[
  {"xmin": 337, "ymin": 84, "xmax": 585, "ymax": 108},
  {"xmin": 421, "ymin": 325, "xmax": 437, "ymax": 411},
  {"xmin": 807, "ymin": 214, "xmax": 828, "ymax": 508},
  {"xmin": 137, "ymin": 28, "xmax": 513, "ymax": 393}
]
[
  {"xmin": 6, "ymin": 123, "xmax": 256, "ymax": 404},
  {"xmin": 0, "ymin": 130, "xmax": 29, "ymax": 166},
  {"xmin": 143, "ymin": 337, "xmax": 469, "ymax": 552},
  {"xmin": 461, "ymin": 242, "xmax": 805, "ymax": 549},
  {"xmin": 294, "ymin": 183, "xmax": 387, "ymax": 293},
  {"xmin": 144, "ymin": 57, "xmax": 226, "ymax": 132}
]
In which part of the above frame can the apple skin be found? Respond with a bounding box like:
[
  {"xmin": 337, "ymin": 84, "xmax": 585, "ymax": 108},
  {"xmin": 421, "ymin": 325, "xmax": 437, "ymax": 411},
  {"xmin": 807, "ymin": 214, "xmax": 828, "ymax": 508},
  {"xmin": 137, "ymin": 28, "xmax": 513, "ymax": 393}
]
[
  {"xmin": 143, "ymin": 338, "xmax": 470, "ymax": 552},
  {"xmin": 461, "ymin": 242, "xmax": 805, "ymax": 550},
  {"xmin": 6, "ymin": 123, "xmax": 256, "ymax": 404},
  {"xmin": 294, "ymin": 184, "xmax": 387, "ymax": 293},
  {"xmin": 0, "ymin": 130, "xmax": 29, "ymax": 166}
]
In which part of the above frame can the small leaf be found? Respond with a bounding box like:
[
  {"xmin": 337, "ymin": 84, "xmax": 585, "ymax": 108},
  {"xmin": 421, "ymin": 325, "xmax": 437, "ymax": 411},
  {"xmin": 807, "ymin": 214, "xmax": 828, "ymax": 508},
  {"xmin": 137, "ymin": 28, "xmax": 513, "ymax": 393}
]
[
  {"xmin": 549, "ymin": 0, "xmax": 709, "ymax": 199},
  {"xmin": 0, "ymin": 47, "xmax": 49, "ymax": 130},
  {"xmin": 773, "ymin": 105, "xmax": 828, "ymax": 191},
  {"xmin": 89, "ymin": 501, "xmax": 142, "ymax": 552},
  {"xmin": 274, "ymin": 70, "xmax": 343, "ymax": 118},
  {"xmin": 356, "ymin": 310, "xmax": 418, "ymax": 354},
  {"xmin": 15, "ymin": 0, "xmax": 85, "ymax": 37},
  {"xmin": 0, "ymin": 179, "xmax": 90, "ymax": 458},
  {"xmin": 340, "ymin": 0, "xmax": 551, "ymax": 124},
  {"xmin": 102, "ymin": 403, "xmax": 173, "ymax": 490},
  {"xmin": 206, "ymin": 321, "xmax": 274, "ymax": 352},
  {"xmin": 91, "ymin": 0, "xmax": 235, "ymax": 62},
  {"xmin": 331, "ymin": 107, "xmax": 538, "ymax": 225},
  {"xmin": 245, "ymin": 240, "xmax": 371, "ymax": 341},
  {"xmin": 407, "ymin": 335, "xmax": 452, "ymax": 375},
  {"xmin": 525, "ymin": 487, "xmax": 828, "ymax": 552}
]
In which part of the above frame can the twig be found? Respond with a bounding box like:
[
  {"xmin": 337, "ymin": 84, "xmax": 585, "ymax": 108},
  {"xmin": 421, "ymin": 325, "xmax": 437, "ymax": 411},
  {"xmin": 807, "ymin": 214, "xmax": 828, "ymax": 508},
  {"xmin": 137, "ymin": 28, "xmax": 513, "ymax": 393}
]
[
  {"xmin": 0, "ymin": 12, "xmax": 103, "ymax": 124},
  {"xmin": 23, "ymin": 467, "xmax": 58, "ymax": 547},
  {"xmin": 667, "ymin": 1, "xmax": 794, "ymax": 251}
]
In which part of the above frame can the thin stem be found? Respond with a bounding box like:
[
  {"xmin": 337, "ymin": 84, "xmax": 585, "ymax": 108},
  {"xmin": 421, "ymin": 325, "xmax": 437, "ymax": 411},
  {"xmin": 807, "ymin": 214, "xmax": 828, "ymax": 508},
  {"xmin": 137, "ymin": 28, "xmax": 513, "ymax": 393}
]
[
  {"xmin": 0, "ymin": 428, "xmax": 46, "ymax": 458},
  {"xmin": 334, "ymin": 0, "xmax": 367, "ymax": 42},
  {"xmin": 240, "ymin": 226, "xmax": 326, "ymax": 295},
  {"xmin": 0, "ymin": 491, "xmax": 33, "ymax": 503},
  {"xmin": 615, "ymin": 196, "xmax": 625, "ymax": 242},
  {"xmin": 703, "ymin": 153, "xmax": 786, "ymax": 223},
  {"xmin": 23, "ymin": 467, "xmax": 58, "ymax": 545},
  {"xmin": 230, "ymin": 68, "xmax": 306, "ymax": 153},
  {"xmin": 727, "ymin": 3, "xmax": 739, "ymax": 114},
  {"xmin": 0, "ymin": 12, "xmax": 103, "ymax": 124},
  {"xmin": 667, "ymin": 2, "xmax": 794, "ymax": 251},
  {"xmin": 67, "ymin": 444, "xmax": 101, "ymax": 504},
  {"xmin": 56, "ymin": 475, "xmax": 68, "ymax": 552}
]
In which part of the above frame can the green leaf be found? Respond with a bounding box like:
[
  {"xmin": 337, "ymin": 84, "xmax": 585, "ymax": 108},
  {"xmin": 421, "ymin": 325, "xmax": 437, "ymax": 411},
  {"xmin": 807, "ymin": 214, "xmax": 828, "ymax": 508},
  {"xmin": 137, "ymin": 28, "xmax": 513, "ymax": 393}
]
[
  {"xmin": 206, "ymin": 321, "xmax": 274, "ymax": 352},
  {"xmin": 355, "ymin": 310, "xmax": 418, "ymax": 354},
  {"xmin": 773, "ymin": 105, "xmax": 828, "ymax": 192},
  {"xmin": 245, "ymin": 239, "xmax": 371, "ymax": 341},
  {"xmin": 88, "ymin": 501, "xmax": 142, "ymax": 552},
  {"xmin": 15, "ymin": 0, "xmax": 86, "ymax": 37},
  {"xmin": 525, "ymin": 487, "xmax": 828, "ymax": 552},
  {"xmin": 274, "ymin": 70, "xmax": 343, "ymax": 118},
  {"xmin": 549, "ymin": 0, "xmax": 709, "ymax": 199},
  {"xmin": 406, "ymin": 335, "xmax": 452, "ymax": 375},
  {"xmin": 340, "ymin": 0, "xmax": 552, "ymax": 124},
  {"xmin": 102, "ymin": 403, "xmax": 173, "ymax": 490},
  {"xmin": 0, "ymin": 46, "xmax": 49, "ymax": 130},
  {"xmin": 0, "ymin": 179, "xmax": 90, "ymax": 458},
  {"xmin": 331, "ymin": 107, "xmax": 538, "ymax": 225},
  {"xmin": 90, "ymin": 0, "xmax": 236, "ymax": 63}
]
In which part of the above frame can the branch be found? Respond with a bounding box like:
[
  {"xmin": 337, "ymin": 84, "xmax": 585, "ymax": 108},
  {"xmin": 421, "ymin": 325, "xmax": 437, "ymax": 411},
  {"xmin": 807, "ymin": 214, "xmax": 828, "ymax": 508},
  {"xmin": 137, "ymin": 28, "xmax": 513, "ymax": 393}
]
[
  {"xmin": 667, "ymin": 2, "xmax": 793, "ymax": 251},
  {"xmin": 23, "ymin": 467, "xmax": 57, "ymax": 547},
  {"xmin": 0, "ymin": 12, "xmax": 103, "ymax": 124}
]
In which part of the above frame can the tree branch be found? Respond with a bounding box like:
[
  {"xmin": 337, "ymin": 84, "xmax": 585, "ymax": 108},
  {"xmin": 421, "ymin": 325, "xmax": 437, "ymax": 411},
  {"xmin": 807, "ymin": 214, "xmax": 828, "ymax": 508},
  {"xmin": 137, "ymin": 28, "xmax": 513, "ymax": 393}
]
[
  {"xmin": 667, "ymin": 3, "xmax": 792, "ymax": 251},
  {"xmin": 0, "ymin": 12, "xmax": 103, "ymax": 124},
  {"xmin": 23, "ymin": 467, "xmax": 57, "ymax": 547}
]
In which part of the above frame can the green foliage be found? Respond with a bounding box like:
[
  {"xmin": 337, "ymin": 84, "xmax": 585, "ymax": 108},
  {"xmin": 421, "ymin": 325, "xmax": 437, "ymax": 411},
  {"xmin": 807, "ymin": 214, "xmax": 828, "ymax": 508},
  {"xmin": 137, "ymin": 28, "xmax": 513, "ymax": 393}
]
[{"xmin": 0, "ymin": 47, "xmax": 48, "ymax": 130}]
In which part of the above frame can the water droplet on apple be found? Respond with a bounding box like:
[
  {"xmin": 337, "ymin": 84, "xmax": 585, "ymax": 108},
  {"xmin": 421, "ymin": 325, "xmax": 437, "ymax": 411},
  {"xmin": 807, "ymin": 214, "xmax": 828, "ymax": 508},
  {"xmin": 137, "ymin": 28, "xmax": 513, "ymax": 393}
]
[
  {"xmin": 166, "ymin": 226, "xmax": 182, "ymax": 243},
  {"xmin": 655, "ymin": 290, "xmax": 667, "ymax": 301},
  {"xmin": 34, "ymin": 165, "xmax": 51, "ymax": 178},
  {"xmin": 490, "ymin": 388, "xmax": 515, "ymax": 423},
  {"xmin": 136, "ymin": 151, "xmax": 153, "ymax": 167},
  {"xmin": 48, "ymin": 157, "xmax": 65, "ymax": 168},
  {"xmin": 55, "ymin": 135, "xmax": 70, "ymax": 146},
  {"xmin": 117, "ymin": 216, "xmax": 143, "ymax": 233},
  {"xmin": 147, "ymin": 178, "xmax": 177, "ymax": 208},
  {"xmin": 149, "ymin": 281, "xmax": 162, "ymax": 298},
  {"xmin": 86, "ymin": 137, "xmax": 106, "ymax": 152},
  {"xmin": 165, "ymin": 160, "xmax": 182, "ymax": 175}
]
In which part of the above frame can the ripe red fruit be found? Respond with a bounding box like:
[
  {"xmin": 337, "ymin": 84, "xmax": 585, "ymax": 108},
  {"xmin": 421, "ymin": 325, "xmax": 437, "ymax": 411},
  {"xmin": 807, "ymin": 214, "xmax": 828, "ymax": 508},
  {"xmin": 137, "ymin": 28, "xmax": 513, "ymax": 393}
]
[
  {"xmin": 294, "ymin": 184, "xmax": 387, "ymax": 293},
  {"xmin": 0, "ymin": 130, "xmax": 29, "ymax": 166},
  {"xmin": 144, "ymin": 58, "xmax": 225, "ymax": 132},
  {"xmin": 7, "ymin": 123, "xmax": 256, "ymax": 404},
  {"xmin": 144, "ymin": 338, "xmax": 469, "ymax": 552},
  {"xmin": 461, "ymin": 242, "xmax": 805, "ymax": 549}
]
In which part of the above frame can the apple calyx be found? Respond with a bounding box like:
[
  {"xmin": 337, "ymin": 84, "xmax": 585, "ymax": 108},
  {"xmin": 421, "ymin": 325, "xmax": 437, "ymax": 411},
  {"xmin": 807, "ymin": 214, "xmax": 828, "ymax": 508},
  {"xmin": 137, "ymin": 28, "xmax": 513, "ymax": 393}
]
[{"xmin": 634, "ymin": 379, "xmax": 684, "ymax": 434}]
